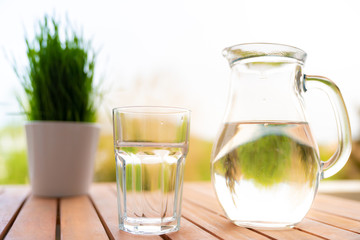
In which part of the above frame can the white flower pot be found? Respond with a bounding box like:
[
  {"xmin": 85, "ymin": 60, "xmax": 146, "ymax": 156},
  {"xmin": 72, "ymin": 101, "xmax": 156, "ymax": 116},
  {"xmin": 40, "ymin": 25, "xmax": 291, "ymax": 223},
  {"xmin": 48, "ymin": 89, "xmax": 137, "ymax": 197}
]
[{"xmin": 25, "ymin": 121, "xmax": 100, "ymax": 197}]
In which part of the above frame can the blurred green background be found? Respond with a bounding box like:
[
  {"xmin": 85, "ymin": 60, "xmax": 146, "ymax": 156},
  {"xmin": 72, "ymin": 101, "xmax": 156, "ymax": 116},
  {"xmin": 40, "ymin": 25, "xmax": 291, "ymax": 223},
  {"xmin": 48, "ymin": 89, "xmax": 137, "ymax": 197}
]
[
  {"xmin": 1, "ymin": 120, "xmax": 359, "ymax": 184},
  {"xmin": 1, "ymin": 0, "xmax": 360, "ymax": 184}
]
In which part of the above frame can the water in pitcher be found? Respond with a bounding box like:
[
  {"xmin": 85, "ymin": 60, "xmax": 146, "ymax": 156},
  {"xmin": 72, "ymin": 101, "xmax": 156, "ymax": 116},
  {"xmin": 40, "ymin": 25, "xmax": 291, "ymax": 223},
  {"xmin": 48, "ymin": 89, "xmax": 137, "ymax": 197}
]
[
  {"xmin": 115, "ymin": 142, "xmax": 186, "ymax": 234},
  {"xmin": 211, "ymin": 121, "xmax": 321, "ymax": 228}
]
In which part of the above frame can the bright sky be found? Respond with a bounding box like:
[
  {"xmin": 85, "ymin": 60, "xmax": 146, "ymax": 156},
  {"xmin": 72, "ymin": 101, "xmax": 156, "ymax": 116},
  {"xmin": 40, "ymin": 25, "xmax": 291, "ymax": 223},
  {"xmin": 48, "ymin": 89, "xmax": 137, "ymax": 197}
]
[{"xmin": 1, "ymin": 0, "xmax": 360, "ymax": 144}]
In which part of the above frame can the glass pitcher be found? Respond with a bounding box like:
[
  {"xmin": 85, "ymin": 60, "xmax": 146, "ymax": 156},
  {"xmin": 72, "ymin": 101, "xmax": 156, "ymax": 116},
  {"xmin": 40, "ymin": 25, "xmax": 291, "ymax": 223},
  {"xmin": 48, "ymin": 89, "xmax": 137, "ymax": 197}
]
[{"xmin": 211, "ymin": 43, "xmax": 352, "ymax": 229}]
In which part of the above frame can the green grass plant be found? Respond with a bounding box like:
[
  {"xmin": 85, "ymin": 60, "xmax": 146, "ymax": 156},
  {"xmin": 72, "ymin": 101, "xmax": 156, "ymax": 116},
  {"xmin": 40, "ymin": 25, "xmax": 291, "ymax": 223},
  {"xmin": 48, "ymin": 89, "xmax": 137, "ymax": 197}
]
[{"xmin": 15, "ymin": 15, "xmax": 98, "ymax": 122}]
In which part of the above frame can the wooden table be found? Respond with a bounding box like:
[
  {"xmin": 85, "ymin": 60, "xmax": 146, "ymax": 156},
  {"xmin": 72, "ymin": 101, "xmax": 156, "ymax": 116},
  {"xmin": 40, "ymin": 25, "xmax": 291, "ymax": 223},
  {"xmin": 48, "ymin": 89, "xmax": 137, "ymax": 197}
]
[{"xmin": 1, "ymin": 183, "xmax": 359, "ymax": 240}]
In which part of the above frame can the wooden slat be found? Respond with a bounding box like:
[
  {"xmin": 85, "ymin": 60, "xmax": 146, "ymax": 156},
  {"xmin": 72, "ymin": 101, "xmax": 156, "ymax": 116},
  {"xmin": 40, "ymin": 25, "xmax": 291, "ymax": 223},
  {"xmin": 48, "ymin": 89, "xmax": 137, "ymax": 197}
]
[
  {"xmin": 259, "ymin": 228, "xmax": 324, "ymax": 240},
  {"xmin": 183, "ymin": 183, "xmax": 324, "ymax": 240},
  {"xmin": 165, "ymin": 217, "xmax": 220, "ymax": 240},
  {"xmin": 312, "ymin": 194, "xmax": 360, "ymax": 221},
  {"xmin": 90, "ymin": 184, "xmax": 162, "ymax": 240},
  {"xmin": 0, "ymin": 186, "xmax": 29, "ymax": 239},
  {"xmin": 185, "ymin": 193, "xmax": 323, "ymax": 240},
  {"xmin": 306, "ymin": 209, "xmax": 360, "ymax": 234},
  {"xmin": 182, "ymin": 200, "xmax": 269, "ymax": 240},
  {"xmin": 1, "ymin": 183, "xmax": 358, "ymax": 239},
  {"xmin": 183, "ymin": 183, "xmax": 223, "ymax": 213},
  {"xmin": 60, "ymin": 195, "xmax": 108, "ymax": 240},
  {"xmin": 95, "ymin": 184, "xmax": 219, "ymax": 239},
  {"xmin": 296, "ymin": 218, "xmax": 360, "ymax": 240},
  {"xmin": 5, "ymin": 196, "xmax": 57, "ymax": 240}
]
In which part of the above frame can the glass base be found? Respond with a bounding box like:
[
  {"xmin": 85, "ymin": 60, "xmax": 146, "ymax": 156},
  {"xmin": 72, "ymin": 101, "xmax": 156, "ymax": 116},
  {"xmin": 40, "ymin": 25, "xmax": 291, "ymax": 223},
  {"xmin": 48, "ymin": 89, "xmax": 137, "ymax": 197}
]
[
  {"xmin": 233, "ymin": 221, "xmax": 297, "ymax": 230},
  {"xmin": 119, "ymin": 217, "xmax": 180, "ymax": 235}
]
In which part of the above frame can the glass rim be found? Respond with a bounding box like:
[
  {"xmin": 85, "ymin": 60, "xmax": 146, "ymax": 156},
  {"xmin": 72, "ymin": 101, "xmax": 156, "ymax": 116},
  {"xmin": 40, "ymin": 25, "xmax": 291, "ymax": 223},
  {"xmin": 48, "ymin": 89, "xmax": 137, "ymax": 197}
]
[
  {"xmin": 112, "ymin": 106, "xmax": 191, "ymax": 115},
  {"xmin": 223, "ymin": 42, "xmax": 307, "ymax": 65}
]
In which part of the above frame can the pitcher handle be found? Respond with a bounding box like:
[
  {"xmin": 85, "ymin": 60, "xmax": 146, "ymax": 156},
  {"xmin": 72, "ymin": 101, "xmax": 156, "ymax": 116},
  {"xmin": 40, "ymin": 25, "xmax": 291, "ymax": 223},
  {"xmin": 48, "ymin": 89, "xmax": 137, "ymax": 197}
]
[{"xmin": 304, "ymin": 75, "xmax": 352, "ymax": 179}]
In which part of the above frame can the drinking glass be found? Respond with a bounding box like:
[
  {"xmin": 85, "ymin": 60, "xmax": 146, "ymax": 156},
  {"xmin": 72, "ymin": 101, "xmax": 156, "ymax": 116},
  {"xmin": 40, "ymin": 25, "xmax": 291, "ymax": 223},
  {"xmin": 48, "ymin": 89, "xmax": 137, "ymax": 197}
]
[{"xmin": 113, "ymin": 106, "xmax": 190, "ymax": 235}]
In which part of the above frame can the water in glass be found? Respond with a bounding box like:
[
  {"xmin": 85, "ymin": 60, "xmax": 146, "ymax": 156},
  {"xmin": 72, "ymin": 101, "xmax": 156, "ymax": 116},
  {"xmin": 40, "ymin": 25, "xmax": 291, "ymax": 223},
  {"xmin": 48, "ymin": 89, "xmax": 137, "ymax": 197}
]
[{"xmin": 115, "ymin": 142, "xmax": 186, "ymax": 234}]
